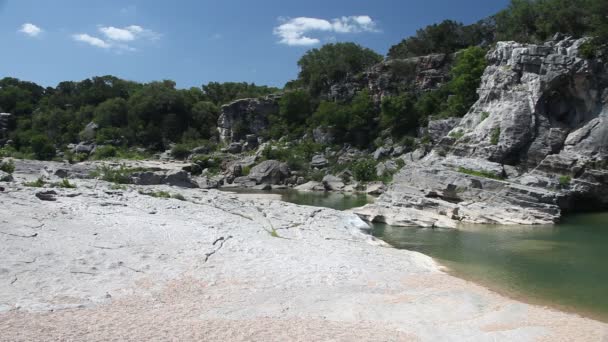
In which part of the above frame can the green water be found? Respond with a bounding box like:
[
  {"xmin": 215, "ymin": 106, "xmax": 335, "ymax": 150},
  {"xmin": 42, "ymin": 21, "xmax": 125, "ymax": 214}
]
[
  {"xmin": 223, "ymin": 188, "xmax": 372, "ymax": 211},
  {"xmin": 234, "ymin": 189, "xmax": 608, "ymax": 321},
  {"xmin": 372, "ymin": 214, "xmax": 608, "ymax": 321}
]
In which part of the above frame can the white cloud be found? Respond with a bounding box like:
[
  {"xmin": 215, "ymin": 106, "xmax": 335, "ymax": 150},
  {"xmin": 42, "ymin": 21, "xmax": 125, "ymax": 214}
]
[
  {"xmin": 72, "ymin": 33, "xmax": 111, "ymax": 49},
  {"xmin": 100, "ymin": 26, "xmax": 137, "ymax": 41},
  {"xmin": 19, "ymin": 23, "xmax": 43, "ymax": 37},
  {"xmin": 98, "ymin": 25, "xmax": 158, "ymax": 42},
  {"xmin": 273, "ymin": 15, "xmax": 378, "ymax": 46},
  {"xmin": 72, "ymin": 25, "xmax": 160, "ymax": 52}
]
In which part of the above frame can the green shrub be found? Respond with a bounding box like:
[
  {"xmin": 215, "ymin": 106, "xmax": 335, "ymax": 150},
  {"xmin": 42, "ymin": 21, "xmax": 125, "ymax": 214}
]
[
  {"xmin": 52, "ymin": 178, "xmax": 76, "ymax": 188},
  {"xmin": 30, "ymin": 135, "xmax": 56, "ymax": 160},
  {"xmin": 24, "ymin": 177, "xmax": 46, "ymax": 187},
  {"xmin": 352, "ymin": 159, "xmax": 377, "ymax": 182},
  {"xmin": 490, "ymin": 127, "xmax": 501, "ymax": 145},
  {"xmin": 0, "ymin": 159, "xmax": 15, "ymax": 174},
  {"xmin": 192, "ymin": 154, "xmax": 223, "ymax": 174},
  {"xmin": 457, "ymin": 167, "xmax": 504, "ymax": 180},
  {"xmin": 171, "ymin": 144, "xmax": 191, "ymax": 160},
  {"xmin": 92, "ymin": 145, "xmax": 117, "ymax": 159},
  {"xmin": 559, "ymin": 175, "xmax": 572, "ymax": 186},
  {"xmin": 480, "ymin": 112, "xmax": 490, "ymax": 121},
  {"xmin": 395, "ymin": 158, "xmax": 406, "ymax": 169},
  {"xmin": 91, "ymin": 164, "xmax": 144, "ymax": 184},
  {"xmin": 449, "ymin": 130, "xmax": 465, "ymax": 140}
]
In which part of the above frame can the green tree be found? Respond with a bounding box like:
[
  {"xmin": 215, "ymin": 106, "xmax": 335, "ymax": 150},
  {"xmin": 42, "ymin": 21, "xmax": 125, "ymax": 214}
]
[
  {"xmin": 380, "ymin": 93, "xmax": 420, "ymax": 135},
  {"xmin": 297, "ymin": 43, "xmax": 382, "ymax": 95},
  {"xmin": 30, "ymin": 134, "xmax": 55, "ymax": 160},
  {"xmin": 388, "ymin": 19, "xmax": 494, "ymax": 59},
  {"xmin": 441, "ymin": 46, "xmax": 488, "ymax": 117},
  {"xmin": 190, "ymin": 101, "xmax": 219, "ymax": 139},
  {"xmin": 94, "ymin": 98, "xmax": 128, "ymax": 127}
]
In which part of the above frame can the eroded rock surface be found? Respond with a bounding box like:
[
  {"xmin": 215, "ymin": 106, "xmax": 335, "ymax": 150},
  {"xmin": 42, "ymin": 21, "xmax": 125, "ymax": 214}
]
[{"xmin": 356, "ymin": 36, "xmax": 608, "ymax": 227}]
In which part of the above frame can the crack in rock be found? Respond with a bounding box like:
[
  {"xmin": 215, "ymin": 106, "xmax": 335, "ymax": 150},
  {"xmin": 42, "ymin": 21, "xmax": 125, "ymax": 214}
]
[
  {"xmin": 0, "ymin": 231, "xmax": 38, "ymax": 238},
  {"xmin": 204, "ymin": 236, "xmax": 233, "ymax": 263}
]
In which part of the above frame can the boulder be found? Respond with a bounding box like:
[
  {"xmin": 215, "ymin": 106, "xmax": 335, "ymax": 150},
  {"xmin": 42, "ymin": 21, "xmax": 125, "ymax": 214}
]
[
  {"xmin": 35, "ymin": 190, "xmax": 57, "ymax": 201},
  {"xmin": 322, "ymin": 175, "xmax": 345, "ymax": 191},
  {"xmin": 248, "ymin": 160, "xmax": 290, "ymax": 185},
  {"xmin": 373, "ymin": 146, "xmax": 393, "ymax": 160},
  {"xmin": 132, "ymin": 171, "xmax": 164, "ymax": 185},
  {"xmin": 365, "ymin": 182, "xmax": 386, "ymax": 195},
  {"xmin": 311, "ymin": 154, "xmax": 329, "ymax": 168},
  {"xmin": 80, "ymin": 122, "xmax": 98, "ymax": 141},
  {"xmin": 224, "ymin": 163, "xmax": 243, "ymax": 184},
  {"xmin": 0, "ymin": 170, "xmax": 13, "ymax": 182},
  {"xmin": 195, "ymin": 176, "xmax": 221, "ymax": 189},
  {"xmin": 72, "ymin": 142, "xmax": 95, "ymax": 155},
  {"xmin": 243, "ymin": 134, "xmax": 259, "ymax": 150},
  {"xmin": 232, "ymin": 176, "xmax": 257, "ymax": 188},
  {"xmin": 294, "ymin": 181, "xmax": 325, "ymax": 192},
  {"xmin": 164, "ymin": 170, "xmax": 198, "ymax": 188},
  {"xmin": 227, "ymin": 142, "xmax": 243, "ymax": 154},
  {"xmin": 53, "ymin": 168, "xmax": 70, "ymax": 179},
  {"xmin": 312, "ymin": 127, "xmax": 335, "ymax": 145}
]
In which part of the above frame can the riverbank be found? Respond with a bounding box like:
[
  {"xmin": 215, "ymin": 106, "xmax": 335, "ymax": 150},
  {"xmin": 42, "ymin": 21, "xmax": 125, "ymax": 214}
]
[{"xmin": 1, "ymin": 162, "xmax": 607, "ymax": 340}]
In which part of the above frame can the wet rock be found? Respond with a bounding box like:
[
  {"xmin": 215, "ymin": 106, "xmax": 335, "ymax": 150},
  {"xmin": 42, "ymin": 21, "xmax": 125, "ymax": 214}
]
[
  {"xmin": 252, "ymin": 184, "xmax": 272, "ymax": 191},
  {"xmin": 294, "ymin": 181, "xmax": 325, "ymax": 192}
]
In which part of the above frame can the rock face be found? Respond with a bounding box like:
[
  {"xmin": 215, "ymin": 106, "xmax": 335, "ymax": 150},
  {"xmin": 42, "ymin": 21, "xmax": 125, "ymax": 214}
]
[
  {"xmin": 217, "ymin": 96, "xmax": 280, "ymax": 143},
  {"xmin": 427, "ymin": 118, "xmax": 461, "ymax": 143},
  {"xmin": 356, "ymin": 36, "xmax": 608, "ymax": 227}
]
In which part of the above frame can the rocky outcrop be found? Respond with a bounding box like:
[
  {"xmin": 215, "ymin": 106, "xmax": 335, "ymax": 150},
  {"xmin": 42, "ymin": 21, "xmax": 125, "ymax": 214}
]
[
  {"xmin": 356, "ymin": 36, "xmax": 608, "ymax": 227},
  {"xmin": 327, "ymin": 54, "xmax": 453, "ymax": 103},
  {"xmin": 217, "ymin": 96, "xmax": 280, "ymax": 143}
]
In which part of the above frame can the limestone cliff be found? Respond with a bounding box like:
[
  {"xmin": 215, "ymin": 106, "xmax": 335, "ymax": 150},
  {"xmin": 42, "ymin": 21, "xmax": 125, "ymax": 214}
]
[{"xmin": 355, "ymin": 35, "xmax": 608, "ymax": 227}]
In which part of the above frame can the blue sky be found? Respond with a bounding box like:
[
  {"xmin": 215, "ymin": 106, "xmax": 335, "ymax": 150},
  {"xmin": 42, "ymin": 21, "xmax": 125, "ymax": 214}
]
[{"xmin": 0, "ymin": 0, "xmax": 510, "ymax": 89}]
